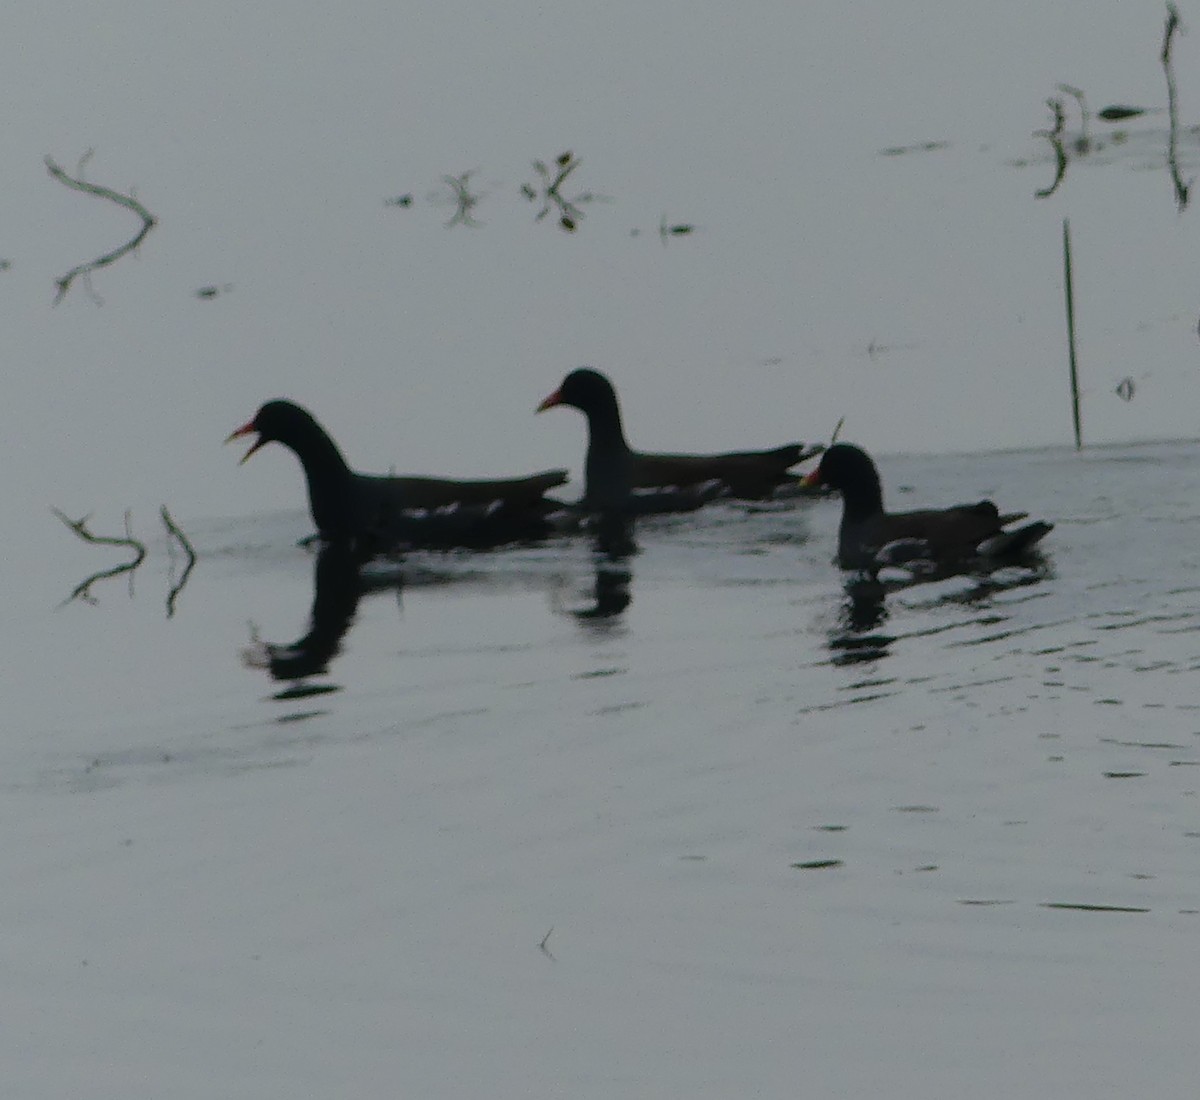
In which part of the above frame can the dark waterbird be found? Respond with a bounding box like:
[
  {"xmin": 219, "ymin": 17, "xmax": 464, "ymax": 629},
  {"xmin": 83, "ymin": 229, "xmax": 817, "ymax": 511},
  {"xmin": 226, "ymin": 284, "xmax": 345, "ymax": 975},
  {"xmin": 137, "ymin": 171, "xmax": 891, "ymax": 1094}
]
[
  {"xmin": 801, "ymin": 443, "xmax": 1052, "ymax": 574},
  {"xmin": 227, "ymin": 399, "xmax": 568, "ymax": 552},
  {"xmin": 536, "ymin": 367, "xmax": 820, "ymax": 513}
]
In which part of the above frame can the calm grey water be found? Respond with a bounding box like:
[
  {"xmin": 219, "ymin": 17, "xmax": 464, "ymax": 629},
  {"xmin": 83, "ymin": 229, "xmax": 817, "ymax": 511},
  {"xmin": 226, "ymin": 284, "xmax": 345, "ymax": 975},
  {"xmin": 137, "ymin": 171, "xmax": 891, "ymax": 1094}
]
[
  {"xmin": 7, "ymin": 441, "xmax": 1200, "ymax": 1096},
  {"xmin": 19, "ymin": 441, "xmax": 1200, "ymax": 773},
  {"xmin": 5, "ymin": 1, "xmax": 1200, "ymax": 1095}
]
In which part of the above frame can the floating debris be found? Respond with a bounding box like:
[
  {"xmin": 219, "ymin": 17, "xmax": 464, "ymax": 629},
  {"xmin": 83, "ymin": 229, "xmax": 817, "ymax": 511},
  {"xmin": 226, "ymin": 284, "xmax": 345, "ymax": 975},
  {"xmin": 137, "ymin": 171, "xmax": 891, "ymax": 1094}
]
[
  {"xmin": 879, "ymin": 140, "xmax": 950, "ymax": 157},
  {"xmin": 194, "ymin": 283, "xmax": 232, "ymax": 300},
  {"xmin": 1040, "ymin": 902, "xmax": 1149, "ymax": 914},
  {"xmin": 1115, "ymin": 377, "xmax": 1136, "ymax": 402},
  {"xmin": 790, "ymin": 859, "xmax": 844, "ymax": 870},
  {"xmin": 1098, "ymin": 105, "xmax": 1150, "ymax": 121},
  {"xmin": 658, "ymin": 214, "xmax": 695, "ymax": 242},
  {"xmin": 384, "ymin": 193, "xmax": 413, "ymax": 207}
]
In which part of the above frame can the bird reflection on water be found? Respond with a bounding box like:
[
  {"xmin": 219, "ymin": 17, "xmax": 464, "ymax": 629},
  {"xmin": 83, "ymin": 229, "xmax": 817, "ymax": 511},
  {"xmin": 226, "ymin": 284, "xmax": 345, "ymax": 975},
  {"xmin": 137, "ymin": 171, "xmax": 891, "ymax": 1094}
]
[
  {"xmin": 550, "ymin": 522, "xmax": 635, "ymax": 628},
  {"xmin": 827, "ymin": 558, "xmax": 1054, "ymax": 666},
  {"xmin": 572, "ymin": 561, "xmax": 633, "ymax": 622},
  {"xmin": 828, "ymin": 577, "xmax": 894, "ymax": 665},
  {"xmin": 242, "ymin": 542, "xmax": 381, "ymax": 699}
]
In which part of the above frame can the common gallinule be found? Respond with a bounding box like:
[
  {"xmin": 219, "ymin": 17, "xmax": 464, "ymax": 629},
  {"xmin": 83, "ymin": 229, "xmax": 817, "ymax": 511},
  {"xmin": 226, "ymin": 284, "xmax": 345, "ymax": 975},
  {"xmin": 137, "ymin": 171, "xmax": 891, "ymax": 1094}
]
[
  {"xmin": 536, "ymin": 368, "xmax": 820, "ymax": 511},
  {"xmin": 801, "ymin": 443, "xmax": 1052, "ymax": 573},
  {"xmin": 227, "ymin": 399, "xmax": 568, "ymax": 551}
]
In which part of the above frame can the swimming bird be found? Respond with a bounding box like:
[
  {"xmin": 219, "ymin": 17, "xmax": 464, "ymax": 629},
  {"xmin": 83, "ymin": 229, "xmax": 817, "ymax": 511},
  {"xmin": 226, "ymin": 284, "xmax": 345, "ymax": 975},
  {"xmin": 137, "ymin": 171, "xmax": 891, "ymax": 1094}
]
[
  {"xmin": 800, "ymin": 443, "xmax": 1052, "ymax": 573},
  {"xmin": 536, "ymin": 367, "xmax": 820, "ymax": 512},
  {"xmin": 227, "ymin": 399, "xmax": 568, "ymax": 552}
]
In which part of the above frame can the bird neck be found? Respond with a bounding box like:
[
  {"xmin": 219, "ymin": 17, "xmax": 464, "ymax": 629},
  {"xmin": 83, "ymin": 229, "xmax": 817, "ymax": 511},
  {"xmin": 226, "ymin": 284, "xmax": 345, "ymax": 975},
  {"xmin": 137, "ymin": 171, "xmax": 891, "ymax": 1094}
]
[
  {"xmin": 285, "ymin": 421, "xmax": 356, "ymax": 536},
  {"xmin": 840, "ymin": 474, "xmax": 884, "ymax": 522},
  {"xmin": 581, "ymin": 390, "xmax": 630, "ymax": 452},
  {"xmin": 581, "ymin": 394, "xmax": 633, "ymax": 508}
]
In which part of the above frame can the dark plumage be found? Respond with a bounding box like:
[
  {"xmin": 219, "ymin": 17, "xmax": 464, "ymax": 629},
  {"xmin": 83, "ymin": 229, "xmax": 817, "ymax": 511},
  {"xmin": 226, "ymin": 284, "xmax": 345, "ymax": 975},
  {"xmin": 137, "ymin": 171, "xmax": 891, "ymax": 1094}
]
[
  {"xmin": 801, "ymin": 443, "xmax": 1052, "ymax": 572},
  {"xmin": 536, "ymin": 368, "xmax": 819, "ymax": 512},
  {"xmin": 227, "ymin": 399, "xmax": 567, "ymax": 551}
]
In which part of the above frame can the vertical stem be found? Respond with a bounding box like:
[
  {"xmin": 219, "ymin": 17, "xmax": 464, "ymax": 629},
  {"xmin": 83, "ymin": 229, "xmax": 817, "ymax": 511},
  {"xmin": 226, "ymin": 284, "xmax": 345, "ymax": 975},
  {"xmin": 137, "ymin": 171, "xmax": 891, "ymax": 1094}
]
[
  {"xmin": 1162, "ymin": 2, "xmax": 1189, "ymax": 209},
  {"xmin": 1062, "ymin": 218, "xmax": 1082, "ymax": 450}
]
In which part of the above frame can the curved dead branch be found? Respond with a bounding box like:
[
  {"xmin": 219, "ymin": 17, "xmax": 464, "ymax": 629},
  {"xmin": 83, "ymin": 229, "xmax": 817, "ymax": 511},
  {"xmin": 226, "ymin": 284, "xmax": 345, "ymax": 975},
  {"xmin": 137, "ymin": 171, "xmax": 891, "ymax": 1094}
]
[
  {"xmin": 45, "ymin": 150, "xmax": 157, "ymax": 304},
  {"xmin": 53, "ymin": 507, "xmax": 147, "ymax": 606}
]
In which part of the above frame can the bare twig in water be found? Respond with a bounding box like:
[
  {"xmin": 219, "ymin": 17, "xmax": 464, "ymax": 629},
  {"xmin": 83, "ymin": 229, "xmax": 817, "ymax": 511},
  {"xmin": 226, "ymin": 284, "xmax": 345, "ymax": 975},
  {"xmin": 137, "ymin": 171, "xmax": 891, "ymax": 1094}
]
[
  {"xmin": 539, "ymin": 927, "xmax": 556, "ymax": 960},
  {"xmin": 45, "ymin": 150, "xmax": 157, "ymax": 304},
  {"xmin": 1162, "ymin": 3, "xmax": 1190, "ymax": 210},
  {"xmin": 1034, "ymin": 97, "xmax": 1068, "ymax": 199},
  {"xmin": 524, "ymin": 152, "xmax": 605, "ymax": 231},
  {"xmin": 161, "ymin": 506, "xmax": 197, "ymax": 618},
  {"xmin": 829, "ymin": 416, "xmax": 845, "ymax": 446},
  {"xmin": 52, "ymin": 507, "xmax": 147, "ymax": 605}
]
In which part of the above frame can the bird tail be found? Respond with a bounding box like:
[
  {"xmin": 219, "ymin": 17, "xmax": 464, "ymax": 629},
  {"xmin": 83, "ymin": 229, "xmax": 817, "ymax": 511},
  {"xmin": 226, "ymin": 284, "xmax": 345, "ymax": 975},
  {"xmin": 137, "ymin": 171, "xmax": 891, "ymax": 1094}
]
[{"xmin": 977, "ymin": 521, "xmax": 1053, "ymax": 558}]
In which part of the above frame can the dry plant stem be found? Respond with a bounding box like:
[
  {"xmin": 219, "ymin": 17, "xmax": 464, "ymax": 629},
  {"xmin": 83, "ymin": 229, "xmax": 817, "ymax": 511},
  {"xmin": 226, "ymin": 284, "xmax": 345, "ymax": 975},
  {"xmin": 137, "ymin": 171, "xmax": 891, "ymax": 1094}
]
[
  {"xmin": 1162, "ymin": 3, "xmax": 1190, "ymax": 210},
  {"xmin": 1062, "ymin": 219, "xmax": 1083, "ymax": 451},
  {"xmin": 45, "ymin": 150, "xmax": 158, "ymax": 304},
  {"xmin": 52, "ymin": 507, "xmax": 147, "ymax": 606}
]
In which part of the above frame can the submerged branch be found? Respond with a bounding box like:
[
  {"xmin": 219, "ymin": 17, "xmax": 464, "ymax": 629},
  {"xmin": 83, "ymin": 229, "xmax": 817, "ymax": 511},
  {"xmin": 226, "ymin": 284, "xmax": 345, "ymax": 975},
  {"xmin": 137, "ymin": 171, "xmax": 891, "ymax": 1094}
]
[{"xmin": 46, "ymin": 150, "xmax": 158, "ymax": 304}]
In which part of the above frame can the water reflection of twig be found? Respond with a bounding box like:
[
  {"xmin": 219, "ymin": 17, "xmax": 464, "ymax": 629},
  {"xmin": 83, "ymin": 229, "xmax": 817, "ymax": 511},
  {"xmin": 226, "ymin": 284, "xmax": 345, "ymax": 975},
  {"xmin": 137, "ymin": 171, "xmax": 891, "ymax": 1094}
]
[
  {"xmin": 1162, "ymin": 2, "xmax": 1190, "ymax": 210},
  {"xmin": 161, "ymin": 506, "xmax": 197, "ymax": 618},
  {"xmin": 442, "ymin": 170, "xmax": 482, "ymax": 228},
  {"xmin": 55, "ymin": 505, "xmax": 199, "ymax": 613},
  {"xmin": 45, "ymin": 150, "xmax": 157, "ymax": 304},
  {"xmin": 53, "ymin": 507, "xmax": 146, "ymax": 605}
]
